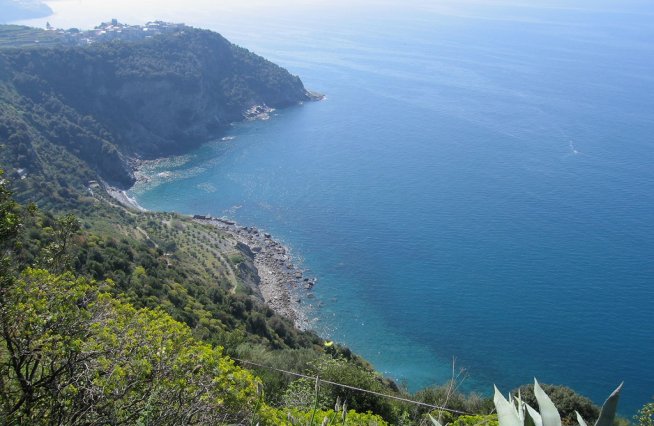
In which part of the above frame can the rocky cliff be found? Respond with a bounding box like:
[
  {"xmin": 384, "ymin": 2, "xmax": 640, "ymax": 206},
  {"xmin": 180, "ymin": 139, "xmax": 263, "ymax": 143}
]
[{"xmin": 0, "ymin": 25, "xmax": 314, "ymax": 193}]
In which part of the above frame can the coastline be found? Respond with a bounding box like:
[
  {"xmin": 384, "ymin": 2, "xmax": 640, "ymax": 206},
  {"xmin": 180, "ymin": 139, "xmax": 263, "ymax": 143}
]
[
  {"xmin": 196, "ymin": 216, "xmax": 316, "ymax": 331},
  {"xmin": 105, "ymin": 186, "xmax": 146, "ymax": 211},
  {"xmin": 105, "ymin": 185, "xmax": 316, "ymax": 331},
  {"xmin": 105, "ymin": 98, "xmax": 325, "ymax": 331}
]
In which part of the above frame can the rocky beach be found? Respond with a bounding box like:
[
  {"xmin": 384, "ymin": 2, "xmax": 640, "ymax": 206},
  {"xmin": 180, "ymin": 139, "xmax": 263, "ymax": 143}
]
[
  {"xmin": 108, "ymin": 116, "xmax": 324, "ymax": 330},
  {"xmin": 196, "ymin": 216, "xmax": 316, "ymax": 330},
  {"xmin": 105, "ymin": 186, "xmax": 146, "ymax": 211},
  {"xmin": 107, "ymin": 181, "xmax": 316, "ymax": 330}
]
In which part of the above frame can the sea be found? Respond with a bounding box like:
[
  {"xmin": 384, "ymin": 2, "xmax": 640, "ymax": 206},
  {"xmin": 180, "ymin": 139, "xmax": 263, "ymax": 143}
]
[{"xmin": 16, "ymin": 0, "xmax": 654, "ymax": 415}]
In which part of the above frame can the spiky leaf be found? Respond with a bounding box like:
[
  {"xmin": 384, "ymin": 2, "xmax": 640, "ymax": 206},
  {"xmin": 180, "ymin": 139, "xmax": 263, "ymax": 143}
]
[
  {"xmin": 517, "ymin": 391, "xmax": 526, "ymax": 424},
  {"xmin": 576, "ymin": 411, "xmax": 589, "ymax": 426},
  {"xmin": 594, "ymin": 383, "xmax": 623, "ymax": 426},
  {"xmin": 495, "ymin": 385, "xmax": 523, "ymax": 426},
  {"xmin": 534, "ymin": 379, "xmax": 562, "ymax": 426},
  {"xmin": 429, "ymin": 414, "xmax": 445, "ymax": 426},
  {"xmin": 526, "ymin": 403, "xmax": 543, "ymax": 426}
]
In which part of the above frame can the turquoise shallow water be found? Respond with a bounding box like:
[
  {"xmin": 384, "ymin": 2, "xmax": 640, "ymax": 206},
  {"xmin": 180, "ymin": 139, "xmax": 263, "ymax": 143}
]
[{"xmin": 129, "ymin": 1, "xmax": 654, "ymax": 414}]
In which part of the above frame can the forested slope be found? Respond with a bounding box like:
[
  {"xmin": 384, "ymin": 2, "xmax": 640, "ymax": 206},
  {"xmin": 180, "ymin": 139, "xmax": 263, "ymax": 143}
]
[
  {"xmin": 0, "ymin": 24, "xmax": 412, "ymax": 424},
  {"xmin": 0, "ymin": 24, "xmax": 312, "ymax": 198}
]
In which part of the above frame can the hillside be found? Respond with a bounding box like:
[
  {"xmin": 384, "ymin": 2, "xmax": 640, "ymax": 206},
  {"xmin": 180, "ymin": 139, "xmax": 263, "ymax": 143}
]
[
  {"xmin": 0, "ymin": 21, "xmax": 333, "ymax": 355},
  {"xmin": 0, "ymin": 173, "xmax": 396, "ymax": 424},
  {"xmin": 0, "ymin": 22, "xmax": 626, "ymax": 425},
  {"xmin": 0, "ymin": 23, "xmax": 423, "ymax": 424},
  {"xmin": 0, "ymin": 23, "xmax": 315, "ymax": 202}
]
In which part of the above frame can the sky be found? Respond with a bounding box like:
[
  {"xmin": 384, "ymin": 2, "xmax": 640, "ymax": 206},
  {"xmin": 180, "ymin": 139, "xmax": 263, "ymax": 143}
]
[
  {"xmin": 10, "ymin": 0, "xmax": 378, "ymax": 28},
  {"xmin": 6, "ymin": 0, "xmax": 652, "ymax": 36}
]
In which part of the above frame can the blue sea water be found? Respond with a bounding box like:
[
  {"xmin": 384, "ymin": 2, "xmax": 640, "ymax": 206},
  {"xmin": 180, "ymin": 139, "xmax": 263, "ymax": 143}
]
[{"xmin": 128, "ymin": 1, "xmax": 654, "ymax": 414}]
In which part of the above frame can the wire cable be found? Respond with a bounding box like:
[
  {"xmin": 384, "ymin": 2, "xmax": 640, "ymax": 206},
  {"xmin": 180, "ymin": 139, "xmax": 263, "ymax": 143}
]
[{"xmin": 232, "ymin": 357, "xmax": 471, "ymax": 415}]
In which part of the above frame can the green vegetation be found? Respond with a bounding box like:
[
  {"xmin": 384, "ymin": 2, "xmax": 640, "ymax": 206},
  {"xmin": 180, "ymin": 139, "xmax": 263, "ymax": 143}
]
[
  {"xmin": 493, "ymin": 380, "xmax": 622, "ymax": 426},
  {"xmin": 634, "ymin": 400, "xmax": 654, "ymax": 426},
  {"xmin": 258, "ymin": 405, "xmax": 388, "ymax": 425},
  {"xmin": 0, "ymin": 26, "xmax": 64, "ymax": 49},
  {"xmin": 513, "ymin": 383, "xmax": 601, "ymax": 426},
  {"xmin": 0, "ymin": 174, "xmax": 387, "ymax": 424},
  {"xmin": 274, "ymin": 355, "xmax": 399, "ymax": 420},
  {"xmin": 1, "ymin": 269, "xmax": 258, "ymax": 424},
  {"xmin": 0, "ymin": 23, "xmax": 634, "ymax": 425},
  {"xmin": 451, "ymin": 414, "xmax": 500, "ymax": 426},
  {"xmin": 415, "ymin": 382, "xmax": 493, "ymax": 424},
  {"xmin": 0, "ymin": 23, "xmax": 311, "ymax": 202}
]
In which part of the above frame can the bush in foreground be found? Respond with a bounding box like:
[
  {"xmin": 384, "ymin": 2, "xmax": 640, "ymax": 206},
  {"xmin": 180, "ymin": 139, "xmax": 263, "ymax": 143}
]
[{"xmin": 0, "ymin": 268, "xmax": 260, "ymax": 424}]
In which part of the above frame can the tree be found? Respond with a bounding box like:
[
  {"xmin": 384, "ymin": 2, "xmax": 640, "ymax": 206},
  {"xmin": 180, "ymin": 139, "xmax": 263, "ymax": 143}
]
[
  {"xmin": 0, "ymin": 169, "xmax": 22, "ymax": 287},
  {"xmin": 306, "ymin": 356, "xmax": 401, "ymax": 422},
  {"xmin": 0, "ymin": 269, "xmax": 98, "ymax": 422},
  {"xmin": 0, "ymin": 268, "xmax": 260, "ymax": 424},
  {"xmin": 37, "ymin": 213, "xmax": 80, "ymax": 273}
]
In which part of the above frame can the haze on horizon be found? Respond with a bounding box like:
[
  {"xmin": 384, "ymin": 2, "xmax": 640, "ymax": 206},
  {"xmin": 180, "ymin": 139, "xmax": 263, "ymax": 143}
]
[
  {"xmin": 9, "ymin": 0, "xmax": 653, "ymax": 33},
  {"xmin": 4, "ymin": 0, "xmax": 651, "ymax": 68}
]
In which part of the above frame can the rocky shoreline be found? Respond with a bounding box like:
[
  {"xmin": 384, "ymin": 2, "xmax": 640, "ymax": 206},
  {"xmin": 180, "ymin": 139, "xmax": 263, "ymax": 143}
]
[
  {"xmin": 105, "ymin": 98, "xmax": 326, "ymax": 331},
  {"xmin": 105, "ymin": 186, "xmax": 146, "ymax": 211},
  {"xmin": 194, "ymin": 215, "xmax": 316, "ymax": 330},
  {"xmin": 105, "ymin": 182, "xmax": 317, "ymax": 329}
]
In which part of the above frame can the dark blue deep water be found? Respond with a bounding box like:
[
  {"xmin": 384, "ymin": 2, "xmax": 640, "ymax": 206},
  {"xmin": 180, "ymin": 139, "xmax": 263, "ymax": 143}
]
[{"xmin": 129, "ymin": 1, "xmax": 654, "ymax": 414}]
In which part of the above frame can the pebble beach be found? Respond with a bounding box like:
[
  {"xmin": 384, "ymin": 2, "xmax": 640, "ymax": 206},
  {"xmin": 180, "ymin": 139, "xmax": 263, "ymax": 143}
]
[{"xmin": 197, "ymin": 216, "xmax": 316, "ymax": 331}]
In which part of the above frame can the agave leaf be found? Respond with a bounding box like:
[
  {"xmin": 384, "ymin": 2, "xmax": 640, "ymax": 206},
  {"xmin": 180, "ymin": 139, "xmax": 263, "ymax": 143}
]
[
  {"xmin": 526, "ymin": 403, "xmax": 543, "ymax": 426},
  {"xmin": 429, "ymin": 414, "xmax": 444, "ymax": 426},
  {"xmin": 511, "ymin": 393, "xmax": 526, "ymax": 422},
  {"xmin": 516, "ymin": 390, "xmax": 525, "ymax": 423},
  {"xmin": 594, "ymin": 382, "xmax": 623, "ymax": 426},
  {"xmin": 576, "ymin": 411, "xmax": 589, "ymax": 426},
  {"xmin": 494, "ymin": 385, "xmax": 523, "ymax": 426},
  {"xmin": 534, "ymin": 379, "xmax": 562, "ymax": 426}
]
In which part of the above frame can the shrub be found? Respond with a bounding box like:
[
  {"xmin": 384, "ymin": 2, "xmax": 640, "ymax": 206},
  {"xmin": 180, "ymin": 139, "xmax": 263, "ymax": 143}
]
[
  {"xmin": 512, "ymin": 383, "xmax": 599, "ymax": 425},
  {"xmin": 494, "ymin": 379, "xmax": 622, "ymax": 426},
  {"xmin": 0, "ymin": 268, "xmax": 259, "ymax": 424},
  {"xmin": 635, "ymin": 400, "xmax": 654, "ymax": 426}
]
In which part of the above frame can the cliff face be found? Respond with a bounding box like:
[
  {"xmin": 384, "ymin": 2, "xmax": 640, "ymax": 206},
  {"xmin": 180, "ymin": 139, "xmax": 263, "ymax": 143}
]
[{"xmin": 0, "ymin": 26, "xmax": 312, "ymax": 191}]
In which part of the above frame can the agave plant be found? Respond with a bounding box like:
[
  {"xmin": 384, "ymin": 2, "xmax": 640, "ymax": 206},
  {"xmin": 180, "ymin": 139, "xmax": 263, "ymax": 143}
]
[
  {"xmin": 493, "ymin": 379, "xmax": 623, "ymax": 426},
  {"xmin": 429, "ymin": 380, "xmax": 622, "ymax": 426}
]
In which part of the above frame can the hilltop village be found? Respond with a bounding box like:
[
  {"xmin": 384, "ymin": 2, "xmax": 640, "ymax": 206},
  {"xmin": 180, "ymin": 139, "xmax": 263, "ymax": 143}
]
[{"xmin": 44, "ymin": 20, "xmax": 186, "ymax": 45}]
